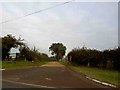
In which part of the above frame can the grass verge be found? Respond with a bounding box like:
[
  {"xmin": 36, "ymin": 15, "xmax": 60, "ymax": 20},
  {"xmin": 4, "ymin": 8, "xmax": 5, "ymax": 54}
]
[
  {"xmin": 60, "ymin": 60, "xmax": 119, "ymax": 86},
  {"xmin": 2, "ymin": 60, "xmax": 49, "ymax": 69},
  {"xmin": 0, "ymin": 60, "xmax": 2, "ymax": 67}
]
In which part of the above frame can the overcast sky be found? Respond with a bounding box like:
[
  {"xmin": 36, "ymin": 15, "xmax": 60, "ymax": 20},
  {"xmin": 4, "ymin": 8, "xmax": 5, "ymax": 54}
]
[{"xmin": 1, "ymin": 1, "xmax": 118, "ymax": 56}]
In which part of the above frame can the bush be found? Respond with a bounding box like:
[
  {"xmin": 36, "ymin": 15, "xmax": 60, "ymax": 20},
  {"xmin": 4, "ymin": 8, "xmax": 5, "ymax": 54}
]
[{"xmin": 67, "ymin": 47, "xmax": 120, "ymax": 70}]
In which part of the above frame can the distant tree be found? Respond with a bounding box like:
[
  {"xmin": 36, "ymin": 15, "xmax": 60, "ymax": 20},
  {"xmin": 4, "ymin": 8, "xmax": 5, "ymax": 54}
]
[
  {"xmin": 20, "ymin": 46, "xmax": 49, "ymax": 62},
  {"xmin": 1, "ymin": 34, "xmax": 24, "ymax": 60},
  {"xmin": 20, "ymin": 46, "xmax": 29, "ymax": 60},
  {"xmin": 49, "ymin": 43, "xmax": 66, "ymax": 61},
  {"xmin": 20, "ymin": 46, "xmax": 40, "ymax": 61}
]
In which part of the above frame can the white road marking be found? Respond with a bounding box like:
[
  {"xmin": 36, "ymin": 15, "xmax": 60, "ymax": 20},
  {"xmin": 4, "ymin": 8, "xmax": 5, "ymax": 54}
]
[
  {"xmin": 0, "ymin": 69, "xmax": 5, "ymax": 71},
  {"xmin": 3, "ymin": 79, "xmax": 57, "ymax": 88},
  {"xmin": 86, "ymin": 76, "xmax": 117, "ymax": 88}
]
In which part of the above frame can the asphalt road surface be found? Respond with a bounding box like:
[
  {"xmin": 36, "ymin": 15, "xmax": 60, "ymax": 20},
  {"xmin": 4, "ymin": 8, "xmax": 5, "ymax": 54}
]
[
  {"xmin": 2, "ymin": 81, "xmax": 86, "ymax": 90},
  {"xmin": 2, "ymin": 62, "xmax": 111, "ymax": 89}
]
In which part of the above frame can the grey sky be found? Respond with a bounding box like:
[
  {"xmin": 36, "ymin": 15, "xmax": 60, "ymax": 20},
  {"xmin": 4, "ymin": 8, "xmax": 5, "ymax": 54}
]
[{"xmin": 1, "ymin": 1, "xmax": 118, "ymax": 56}]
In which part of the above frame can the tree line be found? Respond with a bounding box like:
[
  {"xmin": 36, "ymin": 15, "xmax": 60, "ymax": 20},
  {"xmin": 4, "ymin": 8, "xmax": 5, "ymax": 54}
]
[
  {"xmin": 1, "ymin": 34, "xmax": 49, "ymax": 62},
  {"xmin": 1, "ymin": 34, "xmax": 66, "ymax": 62},
  {"xmin": 67, "ymin": 47, "xmax": 120, "ymax": 70},
  {"xmin": 1, "ymin": 34, "xmax": 119, "ymax": 71}
]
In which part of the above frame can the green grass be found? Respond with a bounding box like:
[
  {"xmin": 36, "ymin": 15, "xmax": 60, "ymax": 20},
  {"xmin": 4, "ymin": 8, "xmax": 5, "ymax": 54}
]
[
  {"xmin": 60, "ymin": 60, "xmax": 119, "ymax": 86},
  {"xmin": 68, "ymin": 66, "xmax": 119, "ymax": 85},
  {"xmin": 2, "ymin": 60, "xmax": 49, "ymax": 69},
  {"xmin": 0, "ymin": 60, "xmax": 2, "ymax": 68}
]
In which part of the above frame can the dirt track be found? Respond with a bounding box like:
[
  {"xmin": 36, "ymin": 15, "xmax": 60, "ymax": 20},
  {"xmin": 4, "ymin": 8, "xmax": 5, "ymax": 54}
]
[{"xmin": 41, "ymin": 61, "xmax": 65, "ymax": 67}]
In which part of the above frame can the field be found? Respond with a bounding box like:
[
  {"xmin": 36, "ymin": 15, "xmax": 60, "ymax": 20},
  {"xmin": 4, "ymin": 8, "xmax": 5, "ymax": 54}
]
[{"xmin": 2, "ymin": 60, "xmax": 49, "ymax": 69}]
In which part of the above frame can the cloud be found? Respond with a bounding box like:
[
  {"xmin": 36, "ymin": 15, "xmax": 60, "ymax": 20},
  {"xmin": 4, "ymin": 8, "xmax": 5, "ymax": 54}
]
[{"xmin": 2, "ymin": 2, "xmax": 118, "ymax": 56}]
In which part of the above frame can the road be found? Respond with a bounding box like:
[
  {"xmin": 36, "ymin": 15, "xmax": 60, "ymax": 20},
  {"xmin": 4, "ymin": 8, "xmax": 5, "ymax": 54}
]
[
  {"xmin": 2, "ymin": 62, "xmax": 111, "ymax": 89},
  {"xmin": 2, "ymin": 81, "xmax": 90, "ymax": 90}
]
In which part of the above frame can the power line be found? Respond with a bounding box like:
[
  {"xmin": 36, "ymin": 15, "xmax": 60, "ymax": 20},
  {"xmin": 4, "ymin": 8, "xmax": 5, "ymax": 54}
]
[{"xmin": 1, "ymin": 0, "xmax": 75, "ymax": 24}]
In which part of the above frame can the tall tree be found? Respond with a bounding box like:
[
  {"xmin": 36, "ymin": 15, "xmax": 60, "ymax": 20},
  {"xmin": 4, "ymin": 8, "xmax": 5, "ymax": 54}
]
[{"xmin": 49, "ymin": 43, "xmax": 66, "ymax": 60}]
